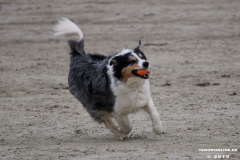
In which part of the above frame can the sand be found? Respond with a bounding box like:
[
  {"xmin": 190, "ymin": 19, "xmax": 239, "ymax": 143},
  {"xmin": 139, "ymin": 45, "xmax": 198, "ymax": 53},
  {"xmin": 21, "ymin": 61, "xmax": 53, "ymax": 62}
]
[{"xmin": 0, "ymin": 0, "xmax": 240, "ymax": 159}]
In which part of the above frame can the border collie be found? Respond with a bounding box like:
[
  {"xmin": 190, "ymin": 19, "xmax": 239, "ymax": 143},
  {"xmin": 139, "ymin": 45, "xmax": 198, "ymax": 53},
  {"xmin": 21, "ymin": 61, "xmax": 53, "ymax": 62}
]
[{"xmin": 53, "ymin": 18, "xmax": 163, "ymax": 140}]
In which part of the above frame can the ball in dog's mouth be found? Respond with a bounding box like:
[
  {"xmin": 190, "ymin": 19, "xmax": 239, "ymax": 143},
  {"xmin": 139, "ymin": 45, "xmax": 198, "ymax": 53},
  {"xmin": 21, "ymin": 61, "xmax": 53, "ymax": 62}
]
[{"xmin": 132, "ymin": 69, "xmax": 150, "ymax": 79}]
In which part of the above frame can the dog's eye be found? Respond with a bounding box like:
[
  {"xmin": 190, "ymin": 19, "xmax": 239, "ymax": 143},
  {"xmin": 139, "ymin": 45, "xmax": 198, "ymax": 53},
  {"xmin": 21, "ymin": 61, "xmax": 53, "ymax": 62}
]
[{"xmin": 131, "ymin": 58, "xmax": 137, "ymax": 63}]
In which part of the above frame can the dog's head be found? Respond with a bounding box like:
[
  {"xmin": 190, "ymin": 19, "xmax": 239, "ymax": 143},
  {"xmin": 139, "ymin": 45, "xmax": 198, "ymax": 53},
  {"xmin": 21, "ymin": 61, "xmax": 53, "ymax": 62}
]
[{"xmin": 109, "ymin": 40, "xmax": 150, "ymax": 82}]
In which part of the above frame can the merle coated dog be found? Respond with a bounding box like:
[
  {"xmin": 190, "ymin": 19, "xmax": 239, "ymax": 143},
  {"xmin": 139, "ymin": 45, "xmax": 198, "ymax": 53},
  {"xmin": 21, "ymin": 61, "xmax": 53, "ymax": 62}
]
[{"xmin": 53, "ymin": 18, "xmax": 163, "ymax": 140}]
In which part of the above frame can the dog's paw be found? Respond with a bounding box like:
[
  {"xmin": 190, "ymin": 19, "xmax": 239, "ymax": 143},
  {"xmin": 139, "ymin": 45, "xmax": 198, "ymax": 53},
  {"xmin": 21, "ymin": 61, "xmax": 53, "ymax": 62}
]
[
  {"xmin": 153, "ymin": 128, "xmax": 163, "ymax": 135},
  {"xmin": 153, "ymin": 124, "xmax": 164, "ymax": 135},
  {"xmin": 121, "ymin": 126, "xmax": 132, "ymax": 135},
  {"xmin": 118, "ymin": 133, "xmax": 127, "ymax": 141}
]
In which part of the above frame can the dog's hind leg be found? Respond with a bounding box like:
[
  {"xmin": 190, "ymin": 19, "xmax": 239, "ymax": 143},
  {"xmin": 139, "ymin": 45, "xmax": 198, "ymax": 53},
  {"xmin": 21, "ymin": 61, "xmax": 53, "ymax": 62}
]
[
  {"xmin": 101, "ymin": 115, "xmax": 127, "ymax": 140},
  {"xmin": 144, "ymin": 97, "xmax": 163, "ymax": 135},
  {"xmin": 113, "ymin": 114, "xmax": 132, "ymax": 135}
]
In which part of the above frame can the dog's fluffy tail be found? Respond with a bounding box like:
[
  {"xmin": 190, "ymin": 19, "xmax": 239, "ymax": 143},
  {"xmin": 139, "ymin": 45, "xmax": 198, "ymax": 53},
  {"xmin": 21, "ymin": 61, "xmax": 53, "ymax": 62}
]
[{"xmin": 53, "ymin": 17, "xmax": 85, "ymax": 55}]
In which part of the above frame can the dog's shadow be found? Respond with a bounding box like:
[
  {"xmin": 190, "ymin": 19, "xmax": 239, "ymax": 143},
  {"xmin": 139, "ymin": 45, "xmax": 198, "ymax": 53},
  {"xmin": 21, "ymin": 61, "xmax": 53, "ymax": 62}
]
[{"xmin": 68, "ymin": 131, "xmax": 166, "ymax": 144}]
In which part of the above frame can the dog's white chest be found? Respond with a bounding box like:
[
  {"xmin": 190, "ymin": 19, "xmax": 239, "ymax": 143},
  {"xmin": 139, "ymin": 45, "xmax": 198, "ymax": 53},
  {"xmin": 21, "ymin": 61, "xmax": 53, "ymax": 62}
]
[{"xmin": 112, "ymin": 78, "xmax": 151, "ymax": 115}]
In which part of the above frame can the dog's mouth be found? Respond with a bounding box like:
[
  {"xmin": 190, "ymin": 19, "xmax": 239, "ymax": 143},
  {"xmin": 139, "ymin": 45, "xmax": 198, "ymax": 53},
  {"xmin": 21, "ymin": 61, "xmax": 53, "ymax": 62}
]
[{"xmin": 132, "ymin": 69, "xmax": 150, "ymax": 79}]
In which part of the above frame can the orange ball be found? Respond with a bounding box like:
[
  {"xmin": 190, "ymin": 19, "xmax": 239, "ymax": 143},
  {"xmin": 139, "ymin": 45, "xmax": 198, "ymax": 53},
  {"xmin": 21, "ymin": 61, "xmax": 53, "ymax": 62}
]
[{"xmin": 138, "ymin": 69, "xmax": 148, "ymax": 76}]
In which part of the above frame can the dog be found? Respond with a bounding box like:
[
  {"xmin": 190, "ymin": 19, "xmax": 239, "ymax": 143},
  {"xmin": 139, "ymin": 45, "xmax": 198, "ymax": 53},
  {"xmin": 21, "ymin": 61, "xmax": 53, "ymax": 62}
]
[{"xmin": 53, "ymin": 18, "xmax": 163, "ymax": 140}]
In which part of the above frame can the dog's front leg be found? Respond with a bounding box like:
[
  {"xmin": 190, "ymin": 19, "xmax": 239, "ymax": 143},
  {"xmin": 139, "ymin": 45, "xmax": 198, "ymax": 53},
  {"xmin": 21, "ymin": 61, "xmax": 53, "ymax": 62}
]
[
  {"xmin": 144, "ymin": 97, "xmax": 163, "ymax": 135},
  {"xmin": 101, "ymin": 115, "xmax": 127, "ymax": 140},
  {"xmin": 113, "ymin": 114, "xmax": 132, "ymax": 135}
]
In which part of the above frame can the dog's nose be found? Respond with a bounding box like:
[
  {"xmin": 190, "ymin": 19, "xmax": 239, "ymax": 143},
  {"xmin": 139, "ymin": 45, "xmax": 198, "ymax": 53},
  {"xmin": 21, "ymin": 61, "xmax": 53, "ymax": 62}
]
[{"xmin": 143, "ymin": 61, "xmax": 149, "ymax": 68}]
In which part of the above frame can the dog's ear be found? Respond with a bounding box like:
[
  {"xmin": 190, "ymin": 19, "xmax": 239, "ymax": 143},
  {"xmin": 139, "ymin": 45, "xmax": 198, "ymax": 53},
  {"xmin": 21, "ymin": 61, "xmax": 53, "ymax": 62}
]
[
  {"xmin": 138, "ymin": 40, "xmax": 144, "ymax": 51},
  {"xmin": 134, "ymin": 40, "xmax": 144, "ymax": 52},
  {"xmin": 110, "ymin": 58, "xmax": 117, "ymax": 66}
]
